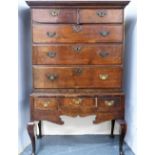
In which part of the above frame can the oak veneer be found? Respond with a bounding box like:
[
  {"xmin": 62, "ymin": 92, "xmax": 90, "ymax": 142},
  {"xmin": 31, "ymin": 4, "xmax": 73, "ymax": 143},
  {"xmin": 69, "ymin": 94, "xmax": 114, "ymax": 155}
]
[
  {"xmin": 32, "ymin": 44, "xmax": 123, "ymax": 65},
  {"xmin": 33, "ymin": 24, "xmax": 123, "ymax": 43},
  {"xmin": 26, "ymin": 1, "xmax": 130, "ymax": 155}
]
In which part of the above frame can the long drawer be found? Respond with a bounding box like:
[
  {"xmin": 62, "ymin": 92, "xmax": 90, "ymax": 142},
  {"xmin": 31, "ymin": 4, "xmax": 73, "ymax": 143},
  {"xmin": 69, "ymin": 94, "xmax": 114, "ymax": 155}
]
[
  {"xmin": 33, "ymin": 66, "xmax": 122, "ymax": 89},
  {"xmin": 32, "ymin": 24, "xmax": 123, "ymax": 43},
  {"xmin": 32, "ymin": 44, "xmax": 123, "ymax": 65}
]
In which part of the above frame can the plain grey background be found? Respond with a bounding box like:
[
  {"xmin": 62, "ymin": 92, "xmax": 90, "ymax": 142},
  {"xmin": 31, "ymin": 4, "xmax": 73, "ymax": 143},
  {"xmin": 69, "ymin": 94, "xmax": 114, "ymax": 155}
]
[{"xmin": 18, "ymin": 0, "xmax": 137, "ymax": 154}]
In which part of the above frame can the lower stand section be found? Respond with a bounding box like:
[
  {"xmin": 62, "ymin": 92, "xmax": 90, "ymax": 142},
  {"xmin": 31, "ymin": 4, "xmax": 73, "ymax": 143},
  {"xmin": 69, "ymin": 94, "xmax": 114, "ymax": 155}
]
[
  {"xmin": 27, "ymin": 122, "xmax": 36, "ymax": 155},
  {"xmin": 27, "ymin": 119, "xmax": 127, "ymax": 155}
]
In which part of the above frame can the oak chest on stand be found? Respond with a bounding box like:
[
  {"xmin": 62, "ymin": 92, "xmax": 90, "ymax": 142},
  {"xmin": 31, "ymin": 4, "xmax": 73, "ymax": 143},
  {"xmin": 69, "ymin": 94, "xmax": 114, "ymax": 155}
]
[{"xmin": 26, "ymin": 1, "xmax": 130, "ymax": 155}]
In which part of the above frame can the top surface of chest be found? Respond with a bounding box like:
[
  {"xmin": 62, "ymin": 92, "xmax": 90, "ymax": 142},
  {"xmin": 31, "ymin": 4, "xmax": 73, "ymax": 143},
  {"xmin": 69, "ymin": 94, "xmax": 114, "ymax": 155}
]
[{"xmin": 26, "ymin": 0, "xmax": 130, "ymax": 7}]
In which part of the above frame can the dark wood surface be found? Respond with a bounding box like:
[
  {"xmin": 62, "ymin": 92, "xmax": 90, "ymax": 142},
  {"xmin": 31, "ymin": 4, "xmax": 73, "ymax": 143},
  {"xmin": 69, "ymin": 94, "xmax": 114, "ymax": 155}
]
[
  {"xmin": 26, "ymin": 0, "xmax": 130, "ymax": 8},
  {"xmin": 32, "ymin": 9, "xmax": 77, "ymax": 23},
  {"xmin": 79, "ymin": 9, "xmax": 123, "ymax": 23},
  {"xmin": 26, "ymin": 1, "xmax": 130, "ymax": 155},
  {"xmin": 34, "ymin": 97, "xmax": 59, "ymax": 111},
  {"xmin": 33, "ymin": 65, "xmax": 122, "ymax": 88},
  {"xmin": 32, "ymin": 8, "xmax": 123, "ymax": 24},
  {"xmin": 32, "ymin": 44, "xmax": 123, "ymax": 65},
  {"xmin": 97, "ymin": 96, "xmax": 124, "ymax": 112},
  {"xmin": 33, "ymin": 24, "xmax": 123, "ymax": 43},
  {"xmin": 31, "ymin": 94, "xmax": 124, "ymax": 123},
  {"xmin": 30, "ymin": 89, "xmax": 124, "ymax": 96}
]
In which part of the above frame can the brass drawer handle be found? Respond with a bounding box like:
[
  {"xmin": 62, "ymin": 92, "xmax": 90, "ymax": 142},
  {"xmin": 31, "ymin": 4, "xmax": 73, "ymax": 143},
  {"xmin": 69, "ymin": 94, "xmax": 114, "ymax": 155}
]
[
  {"xmin": 72, "ymin": 45, "xmax": 82, "ymax": 53},
  {"xmin": 73, "ymin": 25, "xmax": 82, "ymax": 32},
  {"xmin": 49, "ymin": 9, "xmax": 60, "ymax": 16},
  {"xmin": 99, "ymin": 51, "xmax": 109, "ymax": 58},
  {"xmin": 73, "ymin": 68, "xmax": 83, "ymax": 75},
  {"xmin": 100, "ymin": 31, "xmax": 110, "ymax": 37},
  {"xmin": 43, "ymin": 101, "xmax": 50, "ymax": 108},
  {"xmin": 96, "ymin": 10, "xmax": 107, "ymax": 17},
  {"xmin": 99, "ymin": 74, "xmax": 109, "ymax": 80},
  {"xmin": 47, "ymin": 74, "xmax": 58, "ymax": 81},
  {"xmin": 72, "ymin": 98, "xmax": 82, "ymax": 105},
  {"xmin": 105, "ymin": 100, "xmax": 115, "ymax": 106},
  {"xmin": 47, "ymin": 32, "xmax": 56, "ymax": 38},
  {"xmin": 47, "ymin": 51, "xmax": 56, "ymax": 58}
]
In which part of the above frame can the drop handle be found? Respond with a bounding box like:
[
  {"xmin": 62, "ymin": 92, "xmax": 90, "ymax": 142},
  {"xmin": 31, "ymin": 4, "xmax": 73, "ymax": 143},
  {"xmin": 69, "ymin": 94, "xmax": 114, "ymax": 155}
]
[
  {"xmin": 105, "ymin": 100, "xmax": 115, "ymax": 106},
  {"xmin": 100, "ymin": 31, "xmax": 110, "ymax": 37},
  {"xmin": 47, "ymin": 32, "xmax": 56, "ymax": 38},
  {"xmin": 49, "ymin": 9, "xmax": 60, "ymax": 16},
  {"xmin": 72, "ymin": 98, "xmax": 83, "ymax": 105},
  {"xmin": 96, "ymin": 10, "xmax": 107, "ymax": 17},
  {"xmin": 43, "ymin": 101, "xmax": 50, "ymax": 108},
  {"xmin": 99, "ymin": 74, "xmax": 109, "ymax": 80},
  {"xmin": 47, "ymin": 74, "xmax": 58, "ymax": 81},
  {"xmin": 99, "ymin": 51, "xmax": 109, "ymax": 58},
  {"xmin": 47, "ymin": 51, "xmax": 56, "ymax": 58}
]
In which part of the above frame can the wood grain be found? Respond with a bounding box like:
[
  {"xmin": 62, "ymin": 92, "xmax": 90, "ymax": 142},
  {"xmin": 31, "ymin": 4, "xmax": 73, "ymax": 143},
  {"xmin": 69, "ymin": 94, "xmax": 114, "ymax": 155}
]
[
  {"xmin": 97, "ymin": 96, "xmax": 124, "ymax": 112},
  {"xmin": 32, "ymin": 44, "xmax": 123, "ymax": 65},
  {"xmin": 32, "ymin": 24, "xmax": 123, "ymax": 43},
  {"xmin": 32, "ymin": 9, "xmax": 77, "ymax": 23},
  {"xmin": 33, "ymin": 66, "xmax": 123, "ymax": 89},
  {"xmin": 26, "ymin": 0, "xmax": 130, "ymax": 8},
  {"xmin": 79, "ymin": 9, "xmax": 123, "ymax": 23},
  {"xmin": 34, "ymin": 97, "xmax": 58, "ymax": 111}
]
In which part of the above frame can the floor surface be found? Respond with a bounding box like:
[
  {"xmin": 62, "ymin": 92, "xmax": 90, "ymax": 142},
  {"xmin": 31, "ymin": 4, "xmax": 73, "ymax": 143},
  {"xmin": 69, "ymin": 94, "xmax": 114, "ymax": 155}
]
[{"xmin": 21, "ymin": 135, "xmax": 134, "ymax": 155}]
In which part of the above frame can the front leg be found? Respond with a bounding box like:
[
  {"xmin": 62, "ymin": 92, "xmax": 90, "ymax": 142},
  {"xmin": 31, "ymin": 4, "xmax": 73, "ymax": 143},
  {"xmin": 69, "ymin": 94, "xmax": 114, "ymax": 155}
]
[
  {"xmin": 38, "ymin": 121, "xmax": 42, "ymax": 138},
  {"xmin": 117, "ymin": 120, "xmax": 127, "ymax": 155},
  {"xmin": 111, "ymin": 120, "xmax": 115, "ymax": 138},
  {"xmin": 27, "ymin": 122, "xmax": 36, "ymax": 155}
]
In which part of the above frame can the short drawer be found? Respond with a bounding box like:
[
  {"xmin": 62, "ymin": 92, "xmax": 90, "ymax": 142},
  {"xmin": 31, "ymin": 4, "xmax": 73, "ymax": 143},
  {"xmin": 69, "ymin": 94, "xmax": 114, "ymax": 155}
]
[
  {"xmin": 32, "ymin": 9, "xmax": 77, "ymax": 23},
  {"xmin": 34, "ymin": 97, "xmax": 58, "ymax": 111},
  {"xmin": 97, "ymin": 96, "xmax": 124, "ymax": 112},
  {"xmin": 79, "ymin": 9, "xmax": 123, "ymax": 23},
  {"xmin": 32, "ymin": 44, "xmax": 123, "ymax": 65},
  {"xmin": 59, "ymin": 97, "xmax": 96, "ymax": 116},
  {"xmin": 33, "ymin": 66, "xmax": 122, "ymax": 89},
  {"xmin": 32, "ymin": 24, "xmax": 123, "ymax": 43},
  {"xmin": 60, "ymin": 97, "xmax": 95, "ymax": 108}
]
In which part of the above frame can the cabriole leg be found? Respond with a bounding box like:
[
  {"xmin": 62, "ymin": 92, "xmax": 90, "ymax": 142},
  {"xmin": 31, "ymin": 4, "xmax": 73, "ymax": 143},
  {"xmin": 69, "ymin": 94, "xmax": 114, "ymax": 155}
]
[
  {"xmin": 38, "ymin": 121, "xmax": 42, "ymax": 138},
  {"xmin": 27, "ymin": 122, "xmax": 36, "ymax": 155},
  {"xmin": 111, "ymin": 119, "xmax": 115, "ymax": 138},
  {"xmin": 117, "ymin": 120, "xmax": 127, "ymax": 155}
]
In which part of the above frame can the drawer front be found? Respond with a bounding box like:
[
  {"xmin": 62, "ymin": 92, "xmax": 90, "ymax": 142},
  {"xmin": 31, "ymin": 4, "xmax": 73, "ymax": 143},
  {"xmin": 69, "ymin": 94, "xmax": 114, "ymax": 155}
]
[
  {"xmin": 32, "ymin": 9, "xmax": 123, "ymax": 24},
  {"xmin": 34, "ymin": 97, "xmax": 58, "ymax": 111},
  {"xmin": 80, "ymin": 9, "xmax": 123, "ymax": 23},
  {"xmin": 33, "ymin": 44, "xmax": 122, "ymax": 65},
  {"xmin": 60, "ymin": 97, "xmax": 95, "ymax": 108},
  {"xmin": 59, "ymin": 97, "xmax": 96, "ymax": 116},
  {"xmin": 97, "ymin": 96, "xmax": 124, "ymax": 112},
  {"xmin": 32, "ymin": 9, "xmax": 77, "ymax": 23},
  {"xmin": 33, "ymin": 24, "xmax": 123, "ymax": 43},
  {"xmin": 33, "ymin": 66, "xmax": 122, "ymax": 89}
]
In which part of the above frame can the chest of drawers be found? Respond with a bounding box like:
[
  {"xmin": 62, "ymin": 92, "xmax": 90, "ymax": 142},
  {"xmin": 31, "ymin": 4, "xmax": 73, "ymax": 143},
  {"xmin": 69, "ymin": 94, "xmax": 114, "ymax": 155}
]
[{"xmin": 26, "ymin": 1, "xmax": 130, "ymax": 155}]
